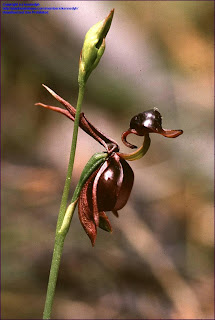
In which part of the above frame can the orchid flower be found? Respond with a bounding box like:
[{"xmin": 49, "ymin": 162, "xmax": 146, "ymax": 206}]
[{"xmin": 36, "ymin": 88, "xmax": 183, "ymax": 246}]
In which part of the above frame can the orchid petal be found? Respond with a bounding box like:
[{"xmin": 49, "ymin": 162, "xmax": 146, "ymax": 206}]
[
  {"xmin": 99, "ymin": 211, "xmax": 112, "ymax": 232},
  {"xmin": 97, "ymin": 154, "xmax": 123, "ymax": 212},
  {"xmin": 92, "ymin": 161, "xmax": 109, "ymax": 226},
  {"xmin": 113, "ymin": 157, "xmax": 134, "ymax": 211},
  {"xmin": 78, "ymin": 170, "xmax": 97, "ymax": 246}
]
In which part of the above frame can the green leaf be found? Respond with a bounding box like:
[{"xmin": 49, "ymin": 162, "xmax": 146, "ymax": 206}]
[{"xmin": 72, "ymin": 152, "xmax": 108, "ymax": 202}]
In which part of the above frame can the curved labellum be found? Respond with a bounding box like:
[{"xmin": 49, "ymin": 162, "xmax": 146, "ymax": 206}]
[
  {"xmin": 122, "ymin": 107, "xmax": 183, "ymax": 149},
  {"xmin": 78, "ymin": 153, "xmax": 134, "ymax": 246}
]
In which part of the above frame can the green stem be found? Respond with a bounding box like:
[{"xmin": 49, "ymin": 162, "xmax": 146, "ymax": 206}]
[
  {"xmin": 56, "ymin": 84, "xmax": 86, "ymax": 233},
  {"xmin": 43, "ymin": 84, "xmax": 86, "ymax": 319}
]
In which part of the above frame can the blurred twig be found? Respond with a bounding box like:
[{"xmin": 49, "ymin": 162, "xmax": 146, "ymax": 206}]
[{"xmin": 120, "ymin": 204, "xmax": 203, "ymax": 318}]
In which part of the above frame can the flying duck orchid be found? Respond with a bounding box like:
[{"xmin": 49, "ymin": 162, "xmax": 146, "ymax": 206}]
[{"xmin": 36, "ymin": 87, "xmax": 183, "ymax": 246}]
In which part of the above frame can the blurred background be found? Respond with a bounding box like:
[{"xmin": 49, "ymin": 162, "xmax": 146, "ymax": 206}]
[{"xmin": 2, "ymin": 1, "xmax": 214, "ymax": 319}]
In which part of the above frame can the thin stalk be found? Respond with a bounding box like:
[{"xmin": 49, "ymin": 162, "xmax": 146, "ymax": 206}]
[{"xmin": 43, "ymin": 84, "xmax": 86, "ymax": 319}]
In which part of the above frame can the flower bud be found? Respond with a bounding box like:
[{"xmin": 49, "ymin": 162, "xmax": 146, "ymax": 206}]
[{"xmin": 78, "ymin": 9, "xmax": 114, "ymax": 85}]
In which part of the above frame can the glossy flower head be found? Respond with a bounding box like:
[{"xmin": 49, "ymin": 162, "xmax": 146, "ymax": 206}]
[
  {"xmin": 78, "ymin": 153, "xmax": 134, "ymax": 246},
  {"xmin": 122, "ymin": 107, "xmax": 183, "ymax": 149}
]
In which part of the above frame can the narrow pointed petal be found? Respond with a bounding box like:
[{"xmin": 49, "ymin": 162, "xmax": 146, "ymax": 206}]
[
  {"xmin": 35, "ymin": 103, "xmax": 74, "ymax": 121},
  {"xmin": 81, "ymin": 114, "xmax": 119, "ymax": 152},
  {"xmin": 99, "ymin": 211, "xmax": 112, "ymax": 232},
  {"xmin": 78, "ymin": 200, "xmax": 97, "ymax": 246},
  {"xmin": 158, "ymin": 128, "xmax": 183, "ymax": 138},
  {"xmin": 112, "ymin": 210, "xmax": 119, "ymax": 217},
  {"xmin": 78, "ymin": 172, "xmax": 97, "ymax": 246},
  {"xmin": 113, "ymin": 158, "xmax": 134, "ymax": 211},
  {"xmin": 39, "ymin": 85, "xmax": 119, "ymax": 153},
  {"xmin": 92, "ymin": 161, "xmax": 109, "ymax": 226},
  {"xmin": 42, "ymin": 84, "xmax": 76, "ymax": 116}
]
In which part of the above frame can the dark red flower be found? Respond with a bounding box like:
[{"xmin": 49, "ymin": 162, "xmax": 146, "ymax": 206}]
[
  {"xmin": 36, "ymin": 88, "xmax": 183, "ymax": 246},
  {"xmin": 78, "ymin": 153, "xmax": 134, "ymax": 246},
  {"xmin": 122, "ymin": 108, "xmax": 183, "ymax": 149}
]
